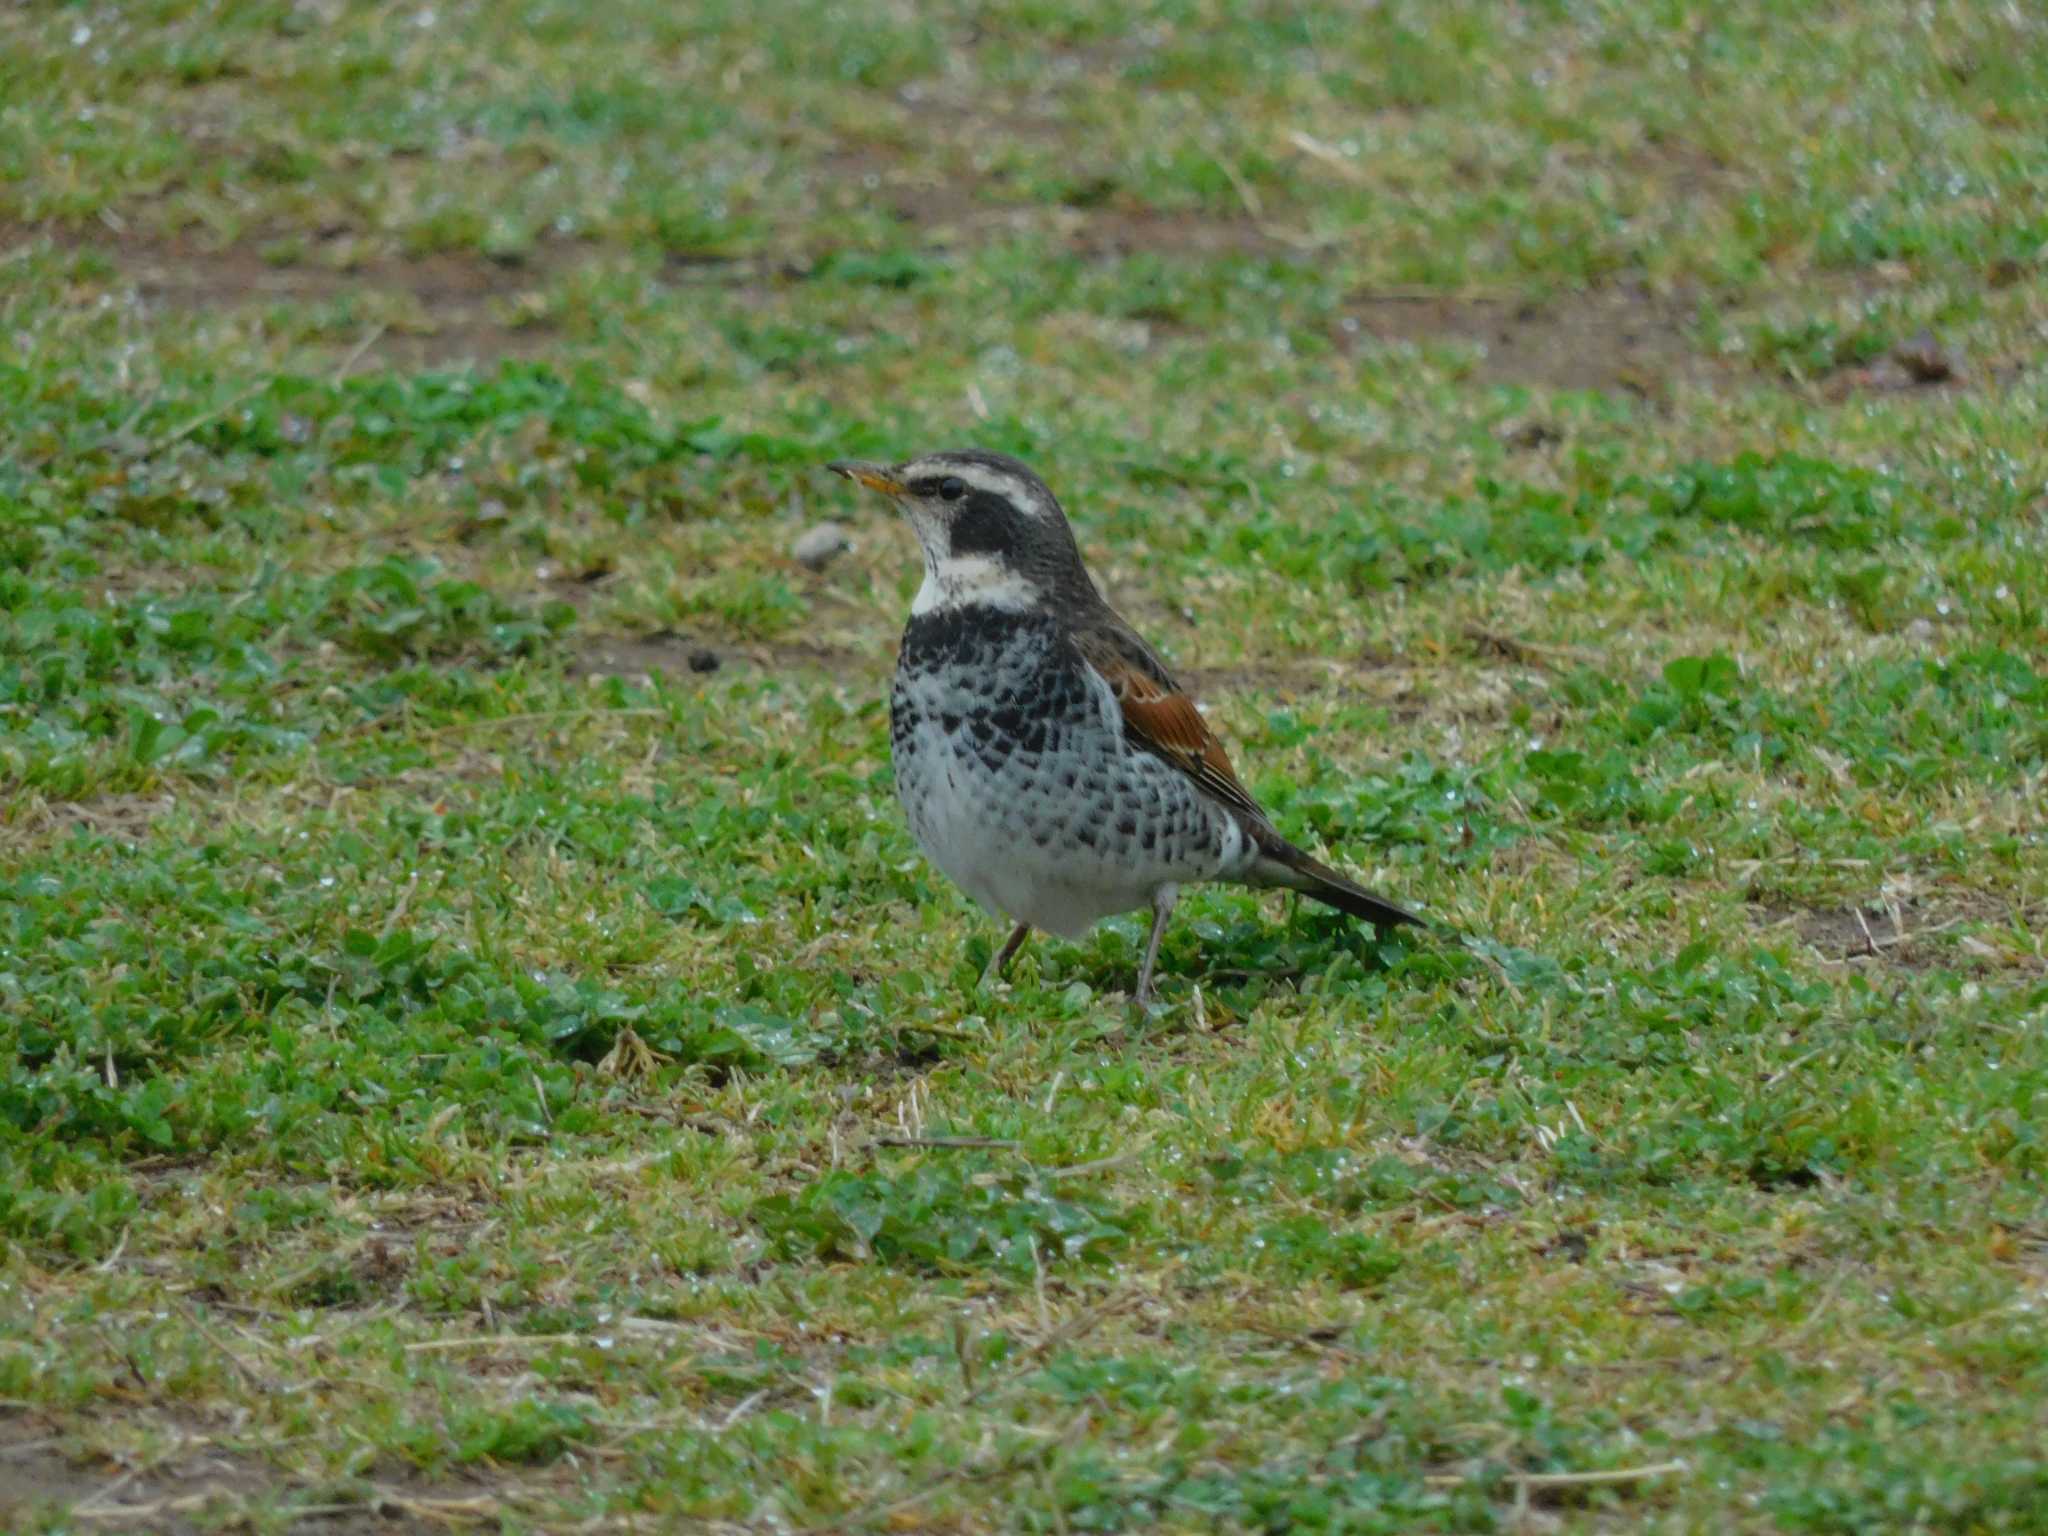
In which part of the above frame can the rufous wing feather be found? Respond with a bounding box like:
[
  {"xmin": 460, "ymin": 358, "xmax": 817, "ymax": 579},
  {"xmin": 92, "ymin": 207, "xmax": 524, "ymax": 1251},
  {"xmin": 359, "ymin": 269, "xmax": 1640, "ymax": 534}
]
[
  {"xmin": 1094, "ymin": 657, "xmax": 1265, "ymax": 820},
  {"xmin": 1074, "ymin": 621, "xmax": 1428, "ymax": 930}
]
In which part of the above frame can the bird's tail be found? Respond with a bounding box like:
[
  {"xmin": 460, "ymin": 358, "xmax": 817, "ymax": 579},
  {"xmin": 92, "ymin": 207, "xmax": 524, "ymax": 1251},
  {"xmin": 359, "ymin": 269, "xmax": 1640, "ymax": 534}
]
[{"xmin": 1250, "ymin": 834, "xmax": 1427, "ymax": 930}]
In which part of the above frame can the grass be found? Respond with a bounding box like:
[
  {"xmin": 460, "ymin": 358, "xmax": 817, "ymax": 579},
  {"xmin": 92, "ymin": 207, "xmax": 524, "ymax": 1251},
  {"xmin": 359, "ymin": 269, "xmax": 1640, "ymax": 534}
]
[{"xmin": 2, "ymin": 0, "xmax": 2045, "ymax": 1530}]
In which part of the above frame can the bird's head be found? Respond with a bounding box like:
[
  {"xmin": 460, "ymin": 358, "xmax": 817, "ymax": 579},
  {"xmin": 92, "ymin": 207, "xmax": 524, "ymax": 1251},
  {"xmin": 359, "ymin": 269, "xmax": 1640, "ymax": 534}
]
[{"xmin": 826, "ymin": 449, "xmax": 1092, "ymax": 615}]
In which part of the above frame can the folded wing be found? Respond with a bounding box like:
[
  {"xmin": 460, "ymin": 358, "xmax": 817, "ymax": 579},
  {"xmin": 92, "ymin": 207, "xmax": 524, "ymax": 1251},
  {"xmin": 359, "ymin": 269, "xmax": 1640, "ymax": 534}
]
[
  {"xmin": 1071, "ymin": 614, "xmax": 1425, "ymax": 931},
  {"xmin": 1072, "ymin": 626, "xmax": 1265, "ymax": 822}
]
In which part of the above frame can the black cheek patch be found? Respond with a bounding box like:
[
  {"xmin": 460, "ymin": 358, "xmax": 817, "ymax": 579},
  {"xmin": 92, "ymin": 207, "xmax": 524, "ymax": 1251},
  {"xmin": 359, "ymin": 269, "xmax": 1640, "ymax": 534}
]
[{"xmin": 947, "ymin": 491, "xmax": 1025, "ymax": 558}]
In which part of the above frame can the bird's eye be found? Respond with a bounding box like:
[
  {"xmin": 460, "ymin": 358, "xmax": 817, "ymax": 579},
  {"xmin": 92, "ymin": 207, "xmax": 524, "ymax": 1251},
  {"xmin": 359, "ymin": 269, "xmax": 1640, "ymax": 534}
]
[{"xmin": 937, "ymin": 476, "xmax": 966, "ymax": 502}]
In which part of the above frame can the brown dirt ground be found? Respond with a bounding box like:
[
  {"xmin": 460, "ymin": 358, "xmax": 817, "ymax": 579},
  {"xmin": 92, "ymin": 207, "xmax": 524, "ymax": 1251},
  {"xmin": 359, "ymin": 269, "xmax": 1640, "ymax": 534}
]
[
  {"xmin": 5, "ymin": 222, "xmax": 573, "ymax": 368},
  {"xmin": 0, "ymin": 1410, "xmax": 508, "ymax": 1534},
  {"xmin": 571, "ymin": 629, "xmax": 869, "ymax": 684},
  {"xmin": 11, "ymin": 205, "xmax": 1978, "ymax": 401},
  {"xmin": 7, "ymin": 200, "xmax": 1707, "ymax": 393},
  {"xmin": 571, "ymin": 628, "xmax": 1422, "ymax": 693},
  {"xmin": 0, "ymin": 792, "xmax": 178, "ymax": 854},
  {"xmin": 567, "ymin": 630, "xmax": 1484, "ymax": 735},
  {"xmin": 1749, "ymin": 898, "xmax": 2036, "ymax": 973},
  {"xmin": 1335, "ymin": 282, "xmax": 1707, "ymax": 395}
]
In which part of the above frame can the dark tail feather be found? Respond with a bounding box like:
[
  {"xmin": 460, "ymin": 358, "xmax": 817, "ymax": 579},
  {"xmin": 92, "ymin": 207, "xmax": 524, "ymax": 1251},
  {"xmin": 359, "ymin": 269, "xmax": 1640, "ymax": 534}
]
[{"xmin": 1253, "ymin": 836, "xmax": 1427, "ymax": 930}]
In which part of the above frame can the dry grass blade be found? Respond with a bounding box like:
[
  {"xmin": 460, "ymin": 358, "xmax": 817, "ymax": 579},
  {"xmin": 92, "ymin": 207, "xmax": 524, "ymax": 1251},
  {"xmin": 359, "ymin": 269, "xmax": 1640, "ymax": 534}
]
[
  {"xmin": 71, "ymin": 1488, "xmax": 504, "ymax": 1527},
  {"xmin": 1424, "ymin": 1459, "xmax": 1689, "ymax": 1491}
]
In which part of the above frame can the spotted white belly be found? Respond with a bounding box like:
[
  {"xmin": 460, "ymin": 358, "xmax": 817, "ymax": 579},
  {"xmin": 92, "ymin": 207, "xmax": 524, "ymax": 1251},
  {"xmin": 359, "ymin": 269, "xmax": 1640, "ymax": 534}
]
[{"xmin": 889, "ymin": 613, "xmax": 1250, "ymax": 937}]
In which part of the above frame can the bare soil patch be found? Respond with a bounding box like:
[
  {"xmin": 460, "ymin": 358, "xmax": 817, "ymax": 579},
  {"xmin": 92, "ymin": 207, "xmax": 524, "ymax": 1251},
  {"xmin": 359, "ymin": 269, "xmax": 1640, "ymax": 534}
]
[
  {"xmin": 1788, "ymin": 904, "xmax": 1914, "ymax": 961},
  {"xmin": 815, "ymin": 143, "xmax": 1286, "ymax": 260},
  {"xmin": 0, "ymin": 791, "xmax": 178, "ymax": 854},
  {"xmin": 1750, "ymin": 898, "xmax": 2026, "ymax": 972},
  {"xmin": 1336, "ymin": 282, "xmax": 1707, "ymax": 394},
  {"xmin": 572, "ymin": 630, "xmax": 871, "ymax": 684},
  {"xmin": 569, "ymin": 629, "xmax": 1460, "ymax": 726},
  {"xmin": 6, "ymin": 223, "xmax": 572, "ymax": 366},
  {"xmin": 0, "ymin": 1409, "xmax": 535, "ymax": 1533},
  {"xmin": 14, "ymin": 207, "xmax": 1801, "ymax": 396},
  {"xmin": 125, "ymin": 238, "xmax": 568, "ymax": 312},
  {"xmin": 0, "ymin": 1415, "xmax": 343, "ymax": 1533},
  {"xmin": 1065, "ymin": 205, "xmax": 1284, "ymax": 259},
  {"xmin": 1819, "ymin": 331, "xmax": 1979, "ymax": 401},
  {"xmin": 14, "ymin": 199, "xmax": 1727, "ymax": 394}
]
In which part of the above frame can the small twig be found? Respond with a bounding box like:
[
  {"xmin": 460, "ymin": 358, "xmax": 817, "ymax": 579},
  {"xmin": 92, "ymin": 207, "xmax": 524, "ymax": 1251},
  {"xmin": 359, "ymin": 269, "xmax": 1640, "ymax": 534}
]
[
  {"xmin": 719, "ymin": 1387, "xmax": 771, "ymax": 1430},
  {"xmin": 791, "ymin": 1413, "xmax": 1089, "ymax": 1534},
  {"xmin": 1039, "ymin": 1150, "xmax": 1141, "ymax": 1180},
  {"xmin": 1762, "ymin": 1047, "xmax": 1826, "ymax": 1088},
  {"xmin": 1424, "ymin": 1459, "xmax": 1687, "ymax": 1490},
  {"xmin": 340, "ymin": 706, "xmax": 668, "ymax": 744},
  {"xmin": 1235, "ymin": 1318, "xmax": 1369, "ymax": 1361},
  {"xmin": 72, "ymin": 1487, "xmax": 502, "ymax": 1526},
  {"xmin": 1463, "ymin": 626, "xmax": 1599, "ymax": 667},
  {"xmin": 963, "ymin": 1283, "xmax": 1154, "ymax": 1405},
  {"xmin": 618, "ymin": 1314, "xmax": 692, "ymax": 1336},
  {"xmin": 372, "ymin": 1488, "xmax": 505, "ymax": 1523},
  {"xmin": 886, "ymin": 1020, "xmax": 978, "ymax": 1042},
  {"xmin": 952, "ymin": 1314, "xmax": 976, "ymax": 1393},
  {"xmin": 596, "ymin": 1024, "xmax": 672, "ymax": 1082},
  {"xmin": 403, "ymin": 1332, "xmax": 588, "ymax": 1353},
  {"xmin": 1850, "ymin": 912, "xmax": 1966, "ymax": 957},
  {"xmin": 539, "ymin": 1135, "xmax": 710, "ymax": 1183},
  {"xmin": 331, "ymin": 321, "xmax": 388, "ymax": 382},
  {"xmin": 182, "ymin": 1305, "xmax": 272, "ymax": 1390},
  {"xmin": 612, "ymin": 1104, "xmax": 732, "ymax": 1138},
  {"xmin": 874, "ymin": 1135, "xmax": 1020, "ymax": 1151},
  {"xmin": 1462, "ymin": 938, "xmax": 1528, "ymax": 1005},
  {"xmin": 1284, "ymin": 129, "xmax": 1366, "ymax": 183},
  {"xmin": 1209, "ymin": 143, "xmax": 1265, "ymax": 220},
  {"xmin": 1029, "ymin": 1235, "xmax": 1051, "ymax": 1334},
  {"xmin": 376, "ymin": 871, "xmax": 420, "ymax": 941},
  {"xmin": 107, "ymin": 385, "xmax": 161, "ymax": 446},
  {"xmin": 68, "ymin": 1465, "xmax": 145, "ymax": 1517},
  {"xmin": 128, "ymin": 383, "xmax": 266, "ymax": 460}
]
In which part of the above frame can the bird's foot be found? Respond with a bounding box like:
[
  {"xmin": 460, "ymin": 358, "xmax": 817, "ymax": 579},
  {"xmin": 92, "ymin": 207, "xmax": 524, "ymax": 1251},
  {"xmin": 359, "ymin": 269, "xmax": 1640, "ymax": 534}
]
[
  {"xmin": 1129, "ymin": 988, "xmax": 1174, "ymax": 1021},
  {"xmin": 1130, "ymin": 886, "xmax": 1178, "ymax": 1015},
  {"xmin": 976, "ymin": 922, "xmax": 1033, "ymax": 993}
]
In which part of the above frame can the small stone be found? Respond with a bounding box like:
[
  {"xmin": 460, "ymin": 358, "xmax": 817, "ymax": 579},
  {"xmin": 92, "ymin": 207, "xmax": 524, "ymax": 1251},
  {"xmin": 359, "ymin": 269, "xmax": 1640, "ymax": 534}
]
[
  {"xmin": 1500, "ymin": 418, "xmax": 1562, "ymax": 451},
  {"xmin": 791, "ymin": 521, "xmax": 852, "ymax": 571},
  {"xmin": 1893, "ymin": 331, "xmax": 1960, "ymax": 385},
  {"xmin": 687, "ymin": 649, "xmax": 721, "ymax": 673}
]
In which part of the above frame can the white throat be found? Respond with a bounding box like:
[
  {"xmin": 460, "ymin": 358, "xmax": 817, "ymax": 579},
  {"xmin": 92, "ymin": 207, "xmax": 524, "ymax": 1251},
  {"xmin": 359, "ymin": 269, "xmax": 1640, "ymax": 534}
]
[{"xmin": 910, "ymin": 553, "xmax": 1037, "ymax": 616}]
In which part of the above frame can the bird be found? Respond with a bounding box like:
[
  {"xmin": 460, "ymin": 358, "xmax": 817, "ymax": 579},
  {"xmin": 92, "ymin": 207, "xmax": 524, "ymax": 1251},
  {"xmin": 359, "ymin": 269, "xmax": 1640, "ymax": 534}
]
[{"xmin": 826, "ymin": 449, "xmax": 1424, "ymax": 1005}]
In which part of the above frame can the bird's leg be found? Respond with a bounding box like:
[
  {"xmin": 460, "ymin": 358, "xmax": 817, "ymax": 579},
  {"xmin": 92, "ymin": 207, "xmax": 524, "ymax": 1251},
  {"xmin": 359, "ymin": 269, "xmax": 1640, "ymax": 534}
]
[
  {"xmin": 993, "ymin": 922, "xmax": 1033, "ymax": 975},
  {"xmin": 1133, "ymin": 884, "xmax": 1179, "ymax": 1007},
  {"xmin": 982, "ymin": 922, "xmax": 1032, "ymax": 985}
]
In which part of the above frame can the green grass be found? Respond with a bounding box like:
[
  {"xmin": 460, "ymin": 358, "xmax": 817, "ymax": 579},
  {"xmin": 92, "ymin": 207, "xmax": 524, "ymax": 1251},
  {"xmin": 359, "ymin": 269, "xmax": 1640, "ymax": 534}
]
[{"xmin": 3, "ymin": 1, "xmax": 2046, "ymax": 1531}]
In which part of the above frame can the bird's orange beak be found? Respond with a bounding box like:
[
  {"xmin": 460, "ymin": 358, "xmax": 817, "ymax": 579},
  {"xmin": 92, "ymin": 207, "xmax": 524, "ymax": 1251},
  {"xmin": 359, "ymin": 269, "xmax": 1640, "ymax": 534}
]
[{"xmin": 826, "ymin": 460, "xmax": 907, "ymax": 497}]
